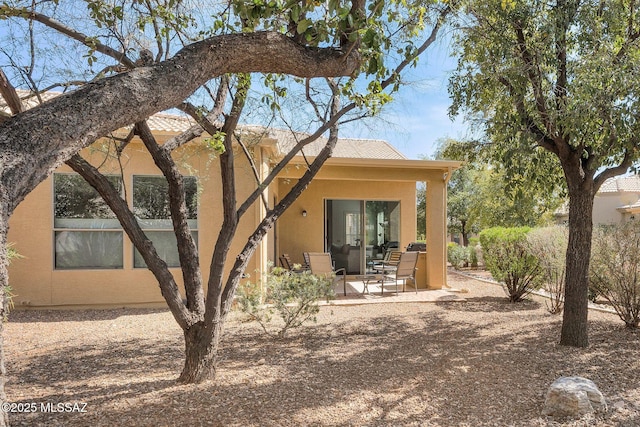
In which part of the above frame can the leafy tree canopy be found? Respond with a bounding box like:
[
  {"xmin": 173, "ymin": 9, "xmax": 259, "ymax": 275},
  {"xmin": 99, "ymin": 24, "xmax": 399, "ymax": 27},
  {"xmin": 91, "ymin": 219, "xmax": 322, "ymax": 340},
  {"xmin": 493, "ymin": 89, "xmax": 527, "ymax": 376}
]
[{"xmin": 446, "ymin": 0, "xmax": 640, "ymax": 347}]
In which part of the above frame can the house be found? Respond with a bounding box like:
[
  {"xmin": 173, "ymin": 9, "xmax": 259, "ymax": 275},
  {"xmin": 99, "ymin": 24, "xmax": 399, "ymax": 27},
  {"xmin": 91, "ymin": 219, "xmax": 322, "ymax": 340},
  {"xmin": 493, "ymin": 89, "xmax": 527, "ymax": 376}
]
[
  {"xmin": 5, "ymin": 106, "xmax": 460, "ymax": 308},
  {"xmin": 555, "ymin": 176, "xmax": 640, "ymax": 225}
]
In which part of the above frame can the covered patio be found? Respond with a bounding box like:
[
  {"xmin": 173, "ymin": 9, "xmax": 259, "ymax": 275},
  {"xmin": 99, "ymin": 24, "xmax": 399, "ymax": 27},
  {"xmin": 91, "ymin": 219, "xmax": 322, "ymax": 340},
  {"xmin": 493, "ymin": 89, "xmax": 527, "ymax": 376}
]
[{"xmin": 267, "ymin": 156, "xmax": 461, "ymax": 290}]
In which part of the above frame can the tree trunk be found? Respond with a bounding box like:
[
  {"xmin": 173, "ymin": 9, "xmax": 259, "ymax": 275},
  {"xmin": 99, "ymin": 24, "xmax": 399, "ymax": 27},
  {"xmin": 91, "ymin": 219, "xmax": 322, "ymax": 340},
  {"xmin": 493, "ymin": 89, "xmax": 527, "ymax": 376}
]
[
  {"xmin": 0, "ymin": 203, "xmax": 9, "ymax": 427},
  {"xmin": 560, "ymin": 184, "xmax": 595, "ymax": 347},
  {"xmin": 178, "ymin": 320, "xmax": 222, "ymax": 384},
  {"xmin": 461, "ymin": 220, "xmax": 469, "ymax": 247}
]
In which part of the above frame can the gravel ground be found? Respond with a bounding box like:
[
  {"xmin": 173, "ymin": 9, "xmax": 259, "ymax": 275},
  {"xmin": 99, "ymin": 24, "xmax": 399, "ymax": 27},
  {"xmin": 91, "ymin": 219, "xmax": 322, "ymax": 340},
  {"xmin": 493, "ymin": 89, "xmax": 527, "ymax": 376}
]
[{"xmin": 4, "ymin": 272, "xmax": 640, "ymax": 426}]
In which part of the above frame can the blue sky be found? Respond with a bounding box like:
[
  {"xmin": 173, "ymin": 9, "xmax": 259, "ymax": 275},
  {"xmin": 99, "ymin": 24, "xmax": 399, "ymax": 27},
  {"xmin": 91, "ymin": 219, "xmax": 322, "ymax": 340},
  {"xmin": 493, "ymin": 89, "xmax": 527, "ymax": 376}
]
[
  {"xmin": 341, "ymin": 37, "xmax": 470, "ymax": 160},
  {"xmin": 0, "ymin": 14, "xmax": 467, "ymax": 160}
]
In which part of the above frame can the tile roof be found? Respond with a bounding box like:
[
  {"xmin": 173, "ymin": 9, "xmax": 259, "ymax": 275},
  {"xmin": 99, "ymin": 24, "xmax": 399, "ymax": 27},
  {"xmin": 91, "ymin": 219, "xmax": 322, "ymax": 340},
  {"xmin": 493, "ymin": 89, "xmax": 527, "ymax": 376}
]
[
  {"xmin": 598, "ymin": 176, "xmax": 640, "ymax": 194},
  {"xmin": 3, "ymin": 90, "xmax": 407, "ymax": 160},
  {"xmin": 266, "ymin": 127, "xmax": 406, "ymax": 160}
]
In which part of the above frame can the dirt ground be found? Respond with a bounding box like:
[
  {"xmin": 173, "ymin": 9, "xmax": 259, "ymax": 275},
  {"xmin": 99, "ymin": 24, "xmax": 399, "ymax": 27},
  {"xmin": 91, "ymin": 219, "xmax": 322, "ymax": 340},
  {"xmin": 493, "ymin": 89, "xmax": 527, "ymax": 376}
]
[{"xmin": 4, "ymin": 272, "xmax": 640, "ymax": 426}]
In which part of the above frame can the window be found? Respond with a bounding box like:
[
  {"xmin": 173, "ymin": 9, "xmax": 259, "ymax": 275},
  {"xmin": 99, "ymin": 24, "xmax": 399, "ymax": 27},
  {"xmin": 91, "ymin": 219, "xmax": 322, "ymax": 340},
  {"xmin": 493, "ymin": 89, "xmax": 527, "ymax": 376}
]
[
  {"xmin": 132, "ymin": 175, "xmax": 198, "ymax": 268},
  {"xmin": 54, "ymin": 174, "xmax": 123, "ymax": 269}
]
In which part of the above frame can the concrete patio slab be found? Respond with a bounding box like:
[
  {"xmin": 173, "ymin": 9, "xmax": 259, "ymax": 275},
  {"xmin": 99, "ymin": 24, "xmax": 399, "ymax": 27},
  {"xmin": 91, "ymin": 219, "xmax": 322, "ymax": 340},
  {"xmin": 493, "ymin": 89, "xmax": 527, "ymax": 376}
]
[{"xmin": 325, "ymin": 279, "xmax": 467, "ymax": 306}]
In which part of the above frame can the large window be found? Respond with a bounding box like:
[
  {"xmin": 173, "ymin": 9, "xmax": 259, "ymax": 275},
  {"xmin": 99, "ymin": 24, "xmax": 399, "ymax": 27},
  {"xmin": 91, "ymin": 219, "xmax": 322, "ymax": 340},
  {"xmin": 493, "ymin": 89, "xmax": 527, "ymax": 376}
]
[
  {"xmin": 53, "ymin": 173, "xmax": 199, "ymax": 270},
  {"xmin": 132, "ymin": 175, "xmax": 198, "ymax": 268},
  {"xmin": 54, "ymin": 174, "xmax": 123, "ymax": 269}
]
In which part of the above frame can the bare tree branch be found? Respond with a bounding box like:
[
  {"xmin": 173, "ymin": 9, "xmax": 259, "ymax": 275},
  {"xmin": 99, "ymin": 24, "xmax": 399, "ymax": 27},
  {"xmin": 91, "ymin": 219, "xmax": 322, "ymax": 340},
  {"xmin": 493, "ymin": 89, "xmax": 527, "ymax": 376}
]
[
  {"xmin": 0, "ymin": 68, "xmax": 23, "ymax": 115},
  {"xmin": 65, "ymin": 154, "xmax": 196, "ymax": 329}
]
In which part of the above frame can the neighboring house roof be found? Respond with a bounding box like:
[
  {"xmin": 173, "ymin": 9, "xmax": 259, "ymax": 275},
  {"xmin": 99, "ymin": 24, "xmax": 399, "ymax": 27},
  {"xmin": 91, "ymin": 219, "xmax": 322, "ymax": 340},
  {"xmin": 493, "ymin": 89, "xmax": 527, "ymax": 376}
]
[
  {"xmin": 2, "ymin": 90, "xmax": 407, "ymax": 160},
  {"xmin": 598, "ymin": 176, "xmax": 640, "ymax": 193},
  {"xmin": 555, "ymin": 175, "xmax": 640, "ymax": 219}
]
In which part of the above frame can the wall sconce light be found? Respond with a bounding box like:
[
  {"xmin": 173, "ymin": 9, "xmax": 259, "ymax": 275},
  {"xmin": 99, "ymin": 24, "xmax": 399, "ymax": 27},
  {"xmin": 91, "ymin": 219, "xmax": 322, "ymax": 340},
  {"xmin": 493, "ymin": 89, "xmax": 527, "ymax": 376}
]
[{"xmin": 302, "ymin": 210, "xmax": 307, "ymax": 217}]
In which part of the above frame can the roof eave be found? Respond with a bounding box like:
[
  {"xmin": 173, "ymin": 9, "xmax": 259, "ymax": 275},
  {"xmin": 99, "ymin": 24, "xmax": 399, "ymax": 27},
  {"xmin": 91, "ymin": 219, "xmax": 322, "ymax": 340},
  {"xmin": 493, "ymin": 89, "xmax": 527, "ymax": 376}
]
[{"xmin": 283, "ymin": 156, "xmax": 462, "ymax": 171}]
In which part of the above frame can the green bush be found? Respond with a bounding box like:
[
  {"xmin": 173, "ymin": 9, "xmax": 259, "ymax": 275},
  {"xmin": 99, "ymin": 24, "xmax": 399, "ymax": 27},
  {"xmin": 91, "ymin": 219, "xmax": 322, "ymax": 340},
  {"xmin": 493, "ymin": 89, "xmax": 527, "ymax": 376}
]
[
  {"xmin": 237, "ymin": 265, "xmax": 335, "ymax": 338},
  {"xmin": 447, "ymin": 242, "xmax": 468, "ymax": 269},
  {"xmin": 527, "ymin": 226, "xmax": 568, "ymax": 314},
  {"xmin": 590, "ymin": 222, "xmax": 640, "ymax": 328},
  {"xmin": 479, "ymin": 227, "xmax": 542, "ymax": 302}
]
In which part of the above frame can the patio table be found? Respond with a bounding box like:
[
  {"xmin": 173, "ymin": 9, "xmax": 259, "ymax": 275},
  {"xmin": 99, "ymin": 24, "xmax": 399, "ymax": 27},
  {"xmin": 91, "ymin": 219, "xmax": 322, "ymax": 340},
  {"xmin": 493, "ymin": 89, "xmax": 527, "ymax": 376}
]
[{"xmin": 355, "ymin": 274, "xmax": 382, "ymax": 294}]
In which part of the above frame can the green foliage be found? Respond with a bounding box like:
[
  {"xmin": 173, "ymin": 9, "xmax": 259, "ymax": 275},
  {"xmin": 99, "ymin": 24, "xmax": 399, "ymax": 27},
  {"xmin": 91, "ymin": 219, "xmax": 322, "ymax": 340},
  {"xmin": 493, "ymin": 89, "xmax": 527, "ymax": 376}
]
[
  {"xmin": 527, "ymin": 226, "xmax": 568, "ymax": 314},
  {"xmin": 204, "ymin": 132, "xmax": 227, "ymax": 154},
  {"xmin": 237, "ymin": 266, "xmax": 335, "ymax": 338},
  {"xmin": 447, "ymin": 242, "xmax": 468, "ymax": 270},
  {"xmin": 433, "ymin": 138, "xmax": 563, "ymax": 236},
  {"xmin": 590, "ymin": 222, "xmax": 640, "ymax": 328},
  {"xmin": 479, "ymin": 227, "xmax": 542, "ymax": 302}
]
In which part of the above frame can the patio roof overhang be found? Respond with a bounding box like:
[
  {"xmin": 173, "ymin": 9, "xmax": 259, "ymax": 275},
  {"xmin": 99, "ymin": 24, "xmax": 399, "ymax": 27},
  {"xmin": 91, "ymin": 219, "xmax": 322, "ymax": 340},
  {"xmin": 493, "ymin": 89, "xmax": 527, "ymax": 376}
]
[{"xmin": 275, "ymin": 157, "xmax": 462, "ymax": 182}]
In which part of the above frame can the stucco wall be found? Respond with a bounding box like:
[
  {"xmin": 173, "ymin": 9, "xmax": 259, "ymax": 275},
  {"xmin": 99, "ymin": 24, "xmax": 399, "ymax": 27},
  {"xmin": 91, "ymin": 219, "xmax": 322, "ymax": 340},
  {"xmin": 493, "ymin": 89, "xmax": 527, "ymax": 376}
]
[
  {"xmin": 593, "ymin": 193, "xmax": 639, "ymax": 225},
  {"xmin": 7, "ymin": 138, "xmax": 261, "ymax": 308},
  {"xmin": 276, "ymin": 178, "xmax": 417, "ymax": 268}
]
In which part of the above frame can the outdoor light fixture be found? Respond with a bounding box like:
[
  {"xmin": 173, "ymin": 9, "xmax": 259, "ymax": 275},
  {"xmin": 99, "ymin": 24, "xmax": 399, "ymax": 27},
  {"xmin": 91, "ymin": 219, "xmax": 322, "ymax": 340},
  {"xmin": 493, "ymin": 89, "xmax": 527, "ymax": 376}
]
[{"xmin": 302, "ymin": 210, "xmax": 307, "ymax": 217}]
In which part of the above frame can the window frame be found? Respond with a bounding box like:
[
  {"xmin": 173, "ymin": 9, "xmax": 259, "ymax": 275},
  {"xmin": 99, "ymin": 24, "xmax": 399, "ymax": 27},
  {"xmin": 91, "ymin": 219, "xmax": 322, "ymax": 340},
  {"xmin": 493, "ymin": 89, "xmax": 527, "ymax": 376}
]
[
  {"xmin": 52, "ymin": 172, "xmax": 124, "ymax": 270},
  {"xmin": 131, "ymin": 174, "xmax": 199, "ymax": 269}
]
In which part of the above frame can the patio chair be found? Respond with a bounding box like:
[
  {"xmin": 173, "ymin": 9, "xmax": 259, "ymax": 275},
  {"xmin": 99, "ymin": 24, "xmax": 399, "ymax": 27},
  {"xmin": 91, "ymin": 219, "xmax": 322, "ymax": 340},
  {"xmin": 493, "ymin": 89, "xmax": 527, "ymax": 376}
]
[
  {"xmin": 383, "ymin": 251, "xmax": 419, "ymax": 294},
  {"xmin": 279, "ymin": 253, "xmax": 306, "ymax": 273},
  {"xmin": 302, "ymin": 252, "xmax": 311, "ymax": 270},
  {"xmin": 279, "ymin": 254, "xmax": 292, "ymax": 270},
  {"xmin": 372, "ymin": 250, "xmax": 402, "ymax": 274},
  {"xmin": 305, "ymin": 252, "xmax": 347, "ymax": 296}
]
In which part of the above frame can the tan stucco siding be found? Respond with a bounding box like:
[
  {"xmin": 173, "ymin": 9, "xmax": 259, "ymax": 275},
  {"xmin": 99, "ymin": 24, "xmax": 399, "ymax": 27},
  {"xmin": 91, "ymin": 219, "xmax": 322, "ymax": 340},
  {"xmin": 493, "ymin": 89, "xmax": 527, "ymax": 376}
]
[
  {"xmin": 276, "ymin": 178, "xmax": 417, "ymax": 267},
  {"xmin": 7, "ymin": 139, "xmax": 261, "ymax": 308},
  {"xmin": 593, "ymin": 193, "xmax": 638, "ymax": 225}
]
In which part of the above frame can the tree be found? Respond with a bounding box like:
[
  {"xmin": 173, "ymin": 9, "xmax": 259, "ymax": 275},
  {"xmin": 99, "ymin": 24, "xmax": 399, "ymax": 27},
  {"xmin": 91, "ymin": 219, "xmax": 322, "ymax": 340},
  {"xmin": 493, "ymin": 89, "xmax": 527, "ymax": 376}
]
[
  {"xmin": 430, "ymin": 138, "xmax": 563, "ymax": 243},
  {"xmin": 0, "ymin": 0, "xmax": 452, "ymax": 415},
  {"xmin": 449, "ymin": 0, "xmax": 640, "ymax": 347}
]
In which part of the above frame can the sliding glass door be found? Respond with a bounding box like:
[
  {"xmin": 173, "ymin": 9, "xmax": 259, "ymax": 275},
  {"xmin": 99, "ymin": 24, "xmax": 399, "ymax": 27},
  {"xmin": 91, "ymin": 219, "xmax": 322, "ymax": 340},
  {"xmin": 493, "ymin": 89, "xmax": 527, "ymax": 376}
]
[{"xmin": 325, "ymin": 200, "xmax": 400, "ymax": 274}]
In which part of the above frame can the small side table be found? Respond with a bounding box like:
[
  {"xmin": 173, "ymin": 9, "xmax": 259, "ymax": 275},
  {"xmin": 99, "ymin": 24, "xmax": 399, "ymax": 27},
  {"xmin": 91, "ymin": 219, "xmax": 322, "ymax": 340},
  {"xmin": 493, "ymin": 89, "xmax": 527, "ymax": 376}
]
[{"xmin": 355, "ymin": 274, "xmax": 381, "ymax": 294}]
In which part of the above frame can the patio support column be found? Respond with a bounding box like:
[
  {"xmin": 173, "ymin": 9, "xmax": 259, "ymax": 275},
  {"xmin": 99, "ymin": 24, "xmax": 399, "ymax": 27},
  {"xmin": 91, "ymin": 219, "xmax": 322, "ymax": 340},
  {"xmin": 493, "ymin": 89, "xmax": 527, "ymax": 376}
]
[
  {"xmin": 425, "ymin": 176, "xmax": 447, "ymax": 289},
  {"xmin": 256, "ymin": 146, "xmax": 271, "ymax": 294}
]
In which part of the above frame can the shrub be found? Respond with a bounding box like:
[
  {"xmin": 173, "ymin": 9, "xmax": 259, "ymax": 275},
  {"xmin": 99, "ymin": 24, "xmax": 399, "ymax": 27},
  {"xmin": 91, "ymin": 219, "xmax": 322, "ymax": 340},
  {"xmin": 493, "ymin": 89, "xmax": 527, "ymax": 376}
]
[
  {"xmin": 479, "ymin": 227, "xmax": 542, "ymax": 302},
  {"xmin": 237, "ymin": 265, "xmax": 335, "ymax": 338},
  {"xmin": 527, "ymin": 226, "xmax": 568, "ymax": 314},
  {"xmin": 447, "ymin": 242, "xmax": 468, "ymax": 269},
  {"xmin": 590, "ymin": 222, "xmax": 640, "ymax": 328}
]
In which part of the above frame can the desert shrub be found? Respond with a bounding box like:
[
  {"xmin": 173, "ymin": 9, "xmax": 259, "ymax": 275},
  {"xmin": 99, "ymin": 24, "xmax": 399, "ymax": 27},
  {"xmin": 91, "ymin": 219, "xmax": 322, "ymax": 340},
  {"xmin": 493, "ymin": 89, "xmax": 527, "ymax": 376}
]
[
  {"xmin": 479, "ymin": 227, "xmax": 542, "ymax": 302},
  {"xmin": 447, "ymin": 242, "xmax": 468, "ymax": 269},
  {"xmin": 237, "ymin": 265, "xmax": 335, "ymax": 338},
  {"xmin": 527, "ymin": 226, "xmax": 568, "ymax": 314},
  {"xmin": 590, "ymin": 222, "xmax": 640, "ymax": 328}
]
